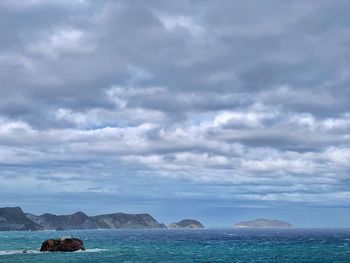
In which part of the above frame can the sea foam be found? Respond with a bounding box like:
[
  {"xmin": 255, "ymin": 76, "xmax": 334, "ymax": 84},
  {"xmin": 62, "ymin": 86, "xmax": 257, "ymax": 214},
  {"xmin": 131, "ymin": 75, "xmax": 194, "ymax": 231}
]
[
  {"xmin": 0, "ymin": 248, "xmax": 108, "ymax": 256},
  {"xmin": 0, "ymin": 250, "xmax": 41, "ymax": 256}
]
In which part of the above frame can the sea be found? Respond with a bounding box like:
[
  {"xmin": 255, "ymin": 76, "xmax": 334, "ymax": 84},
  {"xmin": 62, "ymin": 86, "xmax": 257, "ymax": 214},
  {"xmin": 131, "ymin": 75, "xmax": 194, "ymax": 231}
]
[{"xmin": 1, "ymin": 228, "xmax": 350, "ymax": 262}]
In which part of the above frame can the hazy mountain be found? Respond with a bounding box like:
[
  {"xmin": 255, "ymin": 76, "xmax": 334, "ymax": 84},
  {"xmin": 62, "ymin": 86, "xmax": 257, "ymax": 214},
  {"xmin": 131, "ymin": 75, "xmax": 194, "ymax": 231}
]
[{"xmin": 234, "ymin": 218, "xmax": 293, "ymax": 228}]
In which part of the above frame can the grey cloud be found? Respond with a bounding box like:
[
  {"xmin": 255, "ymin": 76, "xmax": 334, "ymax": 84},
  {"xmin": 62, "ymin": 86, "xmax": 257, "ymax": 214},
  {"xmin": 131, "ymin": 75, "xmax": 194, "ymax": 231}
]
[{"xmin": 1, "ymin": 0, "xmax": 350, "ymax": 215}]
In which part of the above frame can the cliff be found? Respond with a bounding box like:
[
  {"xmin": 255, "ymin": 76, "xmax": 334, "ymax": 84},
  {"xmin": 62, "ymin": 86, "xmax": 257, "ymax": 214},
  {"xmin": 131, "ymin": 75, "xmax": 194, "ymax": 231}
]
[
  {"xmin": 92, "ymin": 213, "xmax": 167, "ymax": 229},
  {"xmin": 0, "ymin": 207, "xmax": 42, "ymax": 231}
]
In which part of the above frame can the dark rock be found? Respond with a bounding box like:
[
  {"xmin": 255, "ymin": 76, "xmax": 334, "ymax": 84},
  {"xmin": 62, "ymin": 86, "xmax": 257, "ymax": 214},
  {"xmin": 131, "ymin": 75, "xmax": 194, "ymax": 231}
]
[
  {"xmin": 233, "ymin": 218, "xmax": 293, "ymax": 228},
  {"xmin": 0, "ymin": 207, "xmax": 41, "ymax": 231},
  {"xmin": 40, "ymin": 237, "xmax": 85, "ymax": 252},
  {"xmin": 169, "ymin": 219, "xmax": 204, "ymax": 228}
]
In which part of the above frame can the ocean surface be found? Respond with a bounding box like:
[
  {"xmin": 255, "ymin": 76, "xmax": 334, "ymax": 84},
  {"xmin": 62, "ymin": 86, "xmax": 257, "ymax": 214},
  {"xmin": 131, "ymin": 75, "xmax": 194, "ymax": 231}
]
[{"xmin": 1, "ymin": 228, "xmax": 350, "ymax": 262}]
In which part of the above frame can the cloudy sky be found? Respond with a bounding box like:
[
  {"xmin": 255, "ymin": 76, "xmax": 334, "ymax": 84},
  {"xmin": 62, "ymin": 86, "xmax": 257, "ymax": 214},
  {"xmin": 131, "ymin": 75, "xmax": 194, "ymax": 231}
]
[{"xmin": 1, "ymin": 0, "xmax": 350, "ymax": 227}]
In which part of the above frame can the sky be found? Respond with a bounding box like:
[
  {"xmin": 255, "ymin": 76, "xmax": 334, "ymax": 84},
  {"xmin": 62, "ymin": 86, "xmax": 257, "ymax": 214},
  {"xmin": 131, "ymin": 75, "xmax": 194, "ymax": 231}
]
[{"xmin": 1, "ymin": 0, "xmax": 350, "ymax": 227}]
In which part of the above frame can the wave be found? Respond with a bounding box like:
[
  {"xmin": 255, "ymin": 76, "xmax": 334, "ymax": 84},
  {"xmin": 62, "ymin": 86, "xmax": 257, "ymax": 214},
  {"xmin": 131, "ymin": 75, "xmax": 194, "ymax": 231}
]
[
  {"xmin": 77, "ymin": 248, "xmax": 108, "ymax": 253},
  {"xmin": 0, "ymin": 248, "xmax": 108, "ymax": 256},
  {"xmin": 0, "ymin": 250, "xmax": 41, "ymax": 256}
]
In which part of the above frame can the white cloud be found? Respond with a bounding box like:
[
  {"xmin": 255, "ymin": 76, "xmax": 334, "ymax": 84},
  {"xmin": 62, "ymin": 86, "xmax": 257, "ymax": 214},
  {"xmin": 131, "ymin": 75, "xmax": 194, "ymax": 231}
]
[
  {"xmin": 324, "ymin": 147, "xmax": 350, "ymax": 167},
  {"xmin": 28, "ymin": 27, "xmax": 94, "ymax": 58},
  {"xmin": 2, "ymin": 0, "xmax": 350, "ymax": 212},
  {"xmin": 158, "ymin": 15, "xmax": 204, "ymax": 37}
]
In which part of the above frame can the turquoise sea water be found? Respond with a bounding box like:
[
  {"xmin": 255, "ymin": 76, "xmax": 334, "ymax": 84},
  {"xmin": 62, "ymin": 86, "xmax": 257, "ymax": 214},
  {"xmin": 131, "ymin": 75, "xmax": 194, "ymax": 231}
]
[{"xmin": 1, "ymin": 228, "xmax": 350, "ymax": 262}]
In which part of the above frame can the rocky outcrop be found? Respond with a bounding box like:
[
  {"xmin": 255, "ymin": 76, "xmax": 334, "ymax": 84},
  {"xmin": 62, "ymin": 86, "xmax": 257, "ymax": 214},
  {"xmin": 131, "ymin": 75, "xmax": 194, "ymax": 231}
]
[
  {"xmin": 40, "ymin": 237, "xmax": 85, "ymax": 252},
  {"xmin": 169, "ymin": 219, "xmax": 204, "ymax": 229},
  {"xmin": 0, "ymin": 207, "xmax": 41, "ymax": 231},
  {"xmin": 233, "ymin": 218, "xmax": 293, "ymax": 228},
  {"xmin": 26, "ymin": 211, "xmax": 98, "ymax": 231},
  {"xmin": 92, "ymin": 213, "xmax": 167, "ymax": 229}
]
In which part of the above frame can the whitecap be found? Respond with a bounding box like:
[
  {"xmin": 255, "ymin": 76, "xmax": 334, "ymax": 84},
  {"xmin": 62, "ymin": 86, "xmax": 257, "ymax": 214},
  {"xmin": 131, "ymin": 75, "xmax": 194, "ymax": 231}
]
[
  {"xmin": 76, "ymin": 248, "xmax": 108, "ymax": 253},
  {"xmin": 0, "ymin": 248, "xmax": 107, "ymax": 256},
  {"xmin": 0, "ymin": 250, "xmax": 41, "ymax": 256}
]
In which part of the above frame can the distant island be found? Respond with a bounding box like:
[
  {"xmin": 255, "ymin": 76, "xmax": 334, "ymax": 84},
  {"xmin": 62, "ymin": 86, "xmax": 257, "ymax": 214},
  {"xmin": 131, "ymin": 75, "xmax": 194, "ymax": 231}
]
[
  {"xmin": 1, "ymin": 207, "xmax": 167, "ymax": 231},
  {"xmin": 233, "ymin": 218, "xmax": 293, "ymax": 228},
  {"xmin": 168, "ymin": 219, "xmax": 204, "ymax": 229}
]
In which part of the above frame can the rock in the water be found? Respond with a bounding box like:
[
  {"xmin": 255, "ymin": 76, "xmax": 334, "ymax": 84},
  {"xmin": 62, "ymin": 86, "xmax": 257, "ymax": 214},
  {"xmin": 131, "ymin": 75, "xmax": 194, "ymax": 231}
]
[
  {"xmin": 169, "ymin": 219, "xmax": 204, "ymax": 228},
  {"xmin": 40, "ymin": 237, "xmax": 85, "ymax": 252}
]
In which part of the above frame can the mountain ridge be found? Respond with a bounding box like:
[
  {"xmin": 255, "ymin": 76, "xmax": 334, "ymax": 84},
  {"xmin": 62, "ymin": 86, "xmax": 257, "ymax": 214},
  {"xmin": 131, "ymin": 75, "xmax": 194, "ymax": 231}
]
[{"xmin": 1, "ymin": 207, "xmax": 166, "ymax": 231}]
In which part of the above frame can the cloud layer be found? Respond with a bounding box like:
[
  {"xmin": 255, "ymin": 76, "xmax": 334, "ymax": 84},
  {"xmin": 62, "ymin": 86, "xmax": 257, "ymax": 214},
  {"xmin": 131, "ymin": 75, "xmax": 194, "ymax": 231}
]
[{"xmin": 1, "ymin": 0, "xmax": 350, "ymax": 225}]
